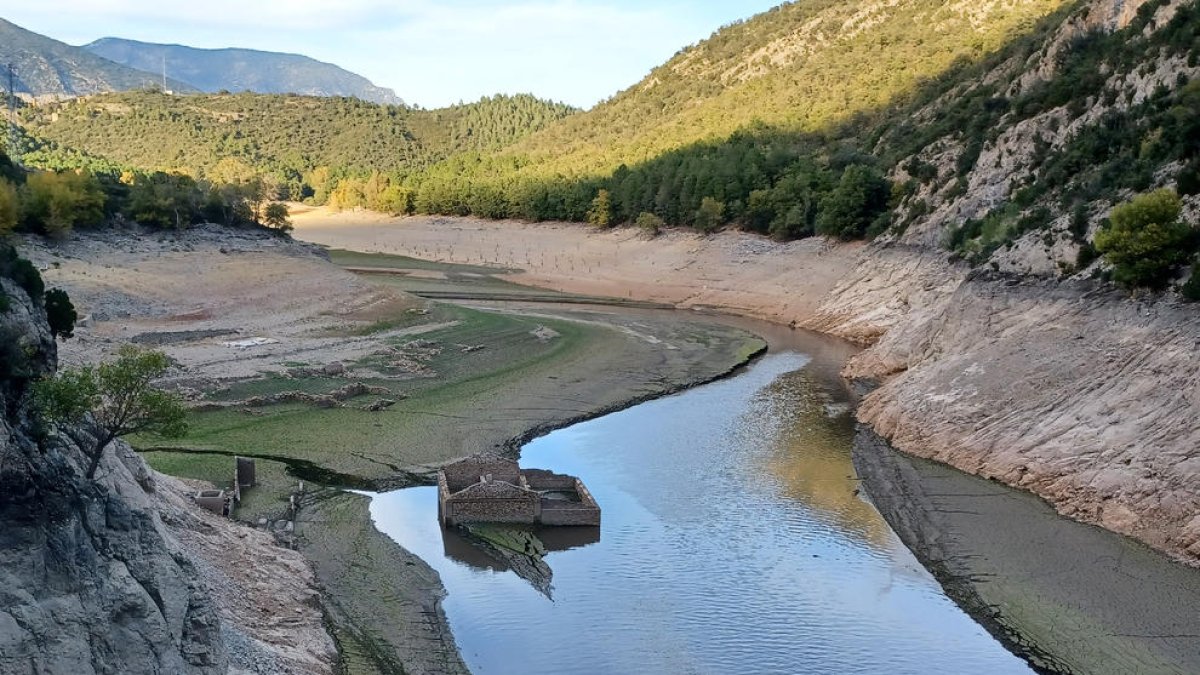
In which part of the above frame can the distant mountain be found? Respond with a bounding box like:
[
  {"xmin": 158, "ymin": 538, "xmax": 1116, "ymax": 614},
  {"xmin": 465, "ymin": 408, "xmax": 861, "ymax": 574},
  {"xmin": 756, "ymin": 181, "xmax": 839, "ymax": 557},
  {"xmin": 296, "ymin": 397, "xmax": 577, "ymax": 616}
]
[
  {"xmin": 85, "ymin": 38, "xmax": 403, "ymax": 105},
  {"xmin": 0, "ymin": 18, "xmax": 195, "ymax": 99}
]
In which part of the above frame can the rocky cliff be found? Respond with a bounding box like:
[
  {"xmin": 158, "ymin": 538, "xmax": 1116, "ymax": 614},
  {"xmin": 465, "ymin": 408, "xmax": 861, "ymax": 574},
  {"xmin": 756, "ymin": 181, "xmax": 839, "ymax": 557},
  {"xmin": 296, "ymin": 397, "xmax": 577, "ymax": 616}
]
[
  {"xmin": 0, "ymin": 258, "xmax": 228, "ymax": 674},
  {"xmin": 813, "ymin": 246, "xmax": 1200, "ymax": 564}
]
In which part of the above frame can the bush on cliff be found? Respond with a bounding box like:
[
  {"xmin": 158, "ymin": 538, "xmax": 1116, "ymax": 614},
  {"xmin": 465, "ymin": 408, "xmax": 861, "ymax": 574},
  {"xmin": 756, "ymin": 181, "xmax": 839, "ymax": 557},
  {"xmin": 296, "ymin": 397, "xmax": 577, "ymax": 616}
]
[
  {"xmin": 35, "ymin": 346, "xmax": 187, "ymax": 479},
  {"xmin": 1181, "ymin": 261, "xmax": 1200, "ymax": 302},
  {"xmin": 44, "ymin": 288, "xmax": 77, "ymax": 339},
  {"xmin": 1094, "ymin": 189, "xmax": 1194, "ymax": 290}
]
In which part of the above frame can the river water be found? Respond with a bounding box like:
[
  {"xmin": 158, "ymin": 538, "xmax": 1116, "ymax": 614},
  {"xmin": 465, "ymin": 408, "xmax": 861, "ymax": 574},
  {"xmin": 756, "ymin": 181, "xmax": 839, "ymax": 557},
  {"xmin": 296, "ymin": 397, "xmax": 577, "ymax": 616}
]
[{"xmin": 368, "ymin": 320, "xmax": 1034, "ymax": 674}]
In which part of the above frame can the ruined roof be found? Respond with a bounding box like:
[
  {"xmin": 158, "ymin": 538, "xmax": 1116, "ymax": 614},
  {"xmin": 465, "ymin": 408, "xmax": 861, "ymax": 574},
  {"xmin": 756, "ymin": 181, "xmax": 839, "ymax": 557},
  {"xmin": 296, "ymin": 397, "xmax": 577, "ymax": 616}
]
[
  {"xmin": 451, "ymin": 479, "xmax": 538, "ymax": 501},
  {"xmin": 444, "ymin": 454, "xmax": 517, "ymax": 471},
  {"xmin": 442, "ymin": 454, "xmax": 522, "ymax": 491}
]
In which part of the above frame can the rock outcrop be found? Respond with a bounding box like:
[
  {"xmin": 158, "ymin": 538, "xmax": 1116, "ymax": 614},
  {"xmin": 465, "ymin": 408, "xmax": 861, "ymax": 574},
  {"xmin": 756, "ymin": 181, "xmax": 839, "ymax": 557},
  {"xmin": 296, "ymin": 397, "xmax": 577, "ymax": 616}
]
[
  {"xmin": 828, "ymin": 250, "xmax": 1200, "ymax": 563},
  {"xmin": 0, "ymin": 262, "xmax": 228, "ymax": 674}
]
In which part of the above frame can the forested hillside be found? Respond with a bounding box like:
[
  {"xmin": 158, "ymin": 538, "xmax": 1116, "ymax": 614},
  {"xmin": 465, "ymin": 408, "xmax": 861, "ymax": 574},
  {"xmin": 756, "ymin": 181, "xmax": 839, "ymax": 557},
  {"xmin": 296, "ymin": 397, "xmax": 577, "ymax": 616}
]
[
  {"xmin": 9, "ymin": 0, "xmax": 1200, "ymax": 294},
  {"xmin": 85, "ymin": 38, "xmax": 403, "ymax": 104},
  {"xmin": 412, "ymin": 0, "xmax": 1200, "ymax": 297},
  {"xmin": 402, "ymin": 0, "xmax": 1093, "ymax": 223},
  {"xmin": 18, "ymin": 92, "xmax": 576, "ymax": 200},
  {"xmin": 0, "ymin": 18, "xmax": 195, "ymax": 99}
]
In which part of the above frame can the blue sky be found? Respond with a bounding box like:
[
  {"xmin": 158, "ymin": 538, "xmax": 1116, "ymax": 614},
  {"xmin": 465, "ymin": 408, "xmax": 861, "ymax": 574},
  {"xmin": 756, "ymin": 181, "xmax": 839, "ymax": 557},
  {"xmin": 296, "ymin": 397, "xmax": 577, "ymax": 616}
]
[{"xmin": 2, "ymin": 1, "xmax": 783, "ymax": 108}]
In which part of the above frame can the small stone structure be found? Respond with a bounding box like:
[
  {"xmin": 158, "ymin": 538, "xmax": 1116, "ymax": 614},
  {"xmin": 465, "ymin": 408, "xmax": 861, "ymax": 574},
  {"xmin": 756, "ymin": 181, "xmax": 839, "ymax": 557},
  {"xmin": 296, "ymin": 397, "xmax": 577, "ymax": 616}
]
[
  {"xmin": 195, "ymin": 489, "xmax": 227, "ymax": 515},
  {"xmin": 438, "ymin": 455, "xmax": 601, "ymax": 527},
  {"xmin": 193, "ymin": 457, "xmax": 257, "ymax": 517}
]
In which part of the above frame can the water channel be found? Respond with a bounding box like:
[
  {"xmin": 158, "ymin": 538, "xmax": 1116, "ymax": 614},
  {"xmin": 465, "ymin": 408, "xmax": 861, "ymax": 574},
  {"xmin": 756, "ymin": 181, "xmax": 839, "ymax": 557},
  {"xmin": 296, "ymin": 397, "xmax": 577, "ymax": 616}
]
[{"xmin": 368, "ymin": 318, "xmax": 1034, "ymax": 674}]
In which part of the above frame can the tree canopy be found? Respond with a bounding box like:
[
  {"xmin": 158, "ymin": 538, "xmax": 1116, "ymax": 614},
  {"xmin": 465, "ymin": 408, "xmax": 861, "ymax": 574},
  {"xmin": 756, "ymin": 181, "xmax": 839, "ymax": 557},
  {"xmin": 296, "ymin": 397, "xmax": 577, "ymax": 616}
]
[
  {"xmin": 1094, "ymin": 189, "xmax": 1194, "ymax": 289},
  {"xmin": 35, "ymin": 346, "xmax": 187, "ymax": 479}
]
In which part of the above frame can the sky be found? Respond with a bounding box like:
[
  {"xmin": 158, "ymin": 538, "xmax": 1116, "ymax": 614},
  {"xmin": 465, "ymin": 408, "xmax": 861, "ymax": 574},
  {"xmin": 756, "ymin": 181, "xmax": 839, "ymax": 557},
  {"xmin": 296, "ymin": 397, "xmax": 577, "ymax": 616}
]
[{"xmin": 1, "ymin": 1, "xmax": 783, "ymax": 109}]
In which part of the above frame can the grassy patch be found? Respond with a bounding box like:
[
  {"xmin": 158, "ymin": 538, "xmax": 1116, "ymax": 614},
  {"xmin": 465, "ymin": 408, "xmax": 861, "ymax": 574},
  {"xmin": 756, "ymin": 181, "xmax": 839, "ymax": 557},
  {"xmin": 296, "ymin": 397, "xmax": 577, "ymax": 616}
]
[
  {"xmin": 141, "ymin": 449, "xmax": 298, "ymax": 523},
  {"xmin": 166, "ymin": 306, "xmax": 589, "ymax": 478}
]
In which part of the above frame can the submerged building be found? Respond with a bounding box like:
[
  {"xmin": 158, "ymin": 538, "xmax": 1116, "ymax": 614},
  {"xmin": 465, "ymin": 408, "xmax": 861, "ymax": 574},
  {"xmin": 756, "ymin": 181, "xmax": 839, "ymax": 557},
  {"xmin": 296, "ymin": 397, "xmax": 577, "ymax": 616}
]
[{"xmin": 437, "ymin": 455, "xmax": 601, "ymax": 527}]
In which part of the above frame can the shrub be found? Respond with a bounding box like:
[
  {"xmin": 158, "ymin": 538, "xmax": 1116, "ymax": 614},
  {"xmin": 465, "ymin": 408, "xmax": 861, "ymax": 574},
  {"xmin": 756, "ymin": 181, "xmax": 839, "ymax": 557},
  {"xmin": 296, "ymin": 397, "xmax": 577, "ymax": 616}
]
[
  {"xmin": 1179, "ymin": 158, "xmax": 1200, "ymax": 196},
  {"xmin": 816, "ymin": 164, "xmax": 890, "ymax": 240},
  {"xmin": 634, "ymin": 212, "xmax": 664, "ymax": 236},
  {"xmin": 44, "ymin": 288, "xmax": 77, "ymax": 340},
  {"xmin": 0, "ymin": 178, "xmax": 17, "ymax": 235},
  {"xmin": 1094, "ymin": 189, "xmax": 1193, "ymax": 289},
  {"xmin": 0, "ymin": 245, "xmax": 45, "ymax": 303},
  {"xmin": 21, "ymin": 170, "xmax": 106, "ymax": 237},
  {"xmin": 1181, "ymin": 261, "xmax": 1200, "ymax": 301},
  {"xmin": 35, "ymin": 346, "xmax": 187, "ymax": 479},
  {"xmin": 587, "ymin": 189, "xmax": 612, "ymax": 228},
  {"xmin": 263, "ymin": 202, "xmax": 293, "ymax": 232},
  {"xmin": 694, "ymin": 197, "xmax": 726, "ymax": 233}
]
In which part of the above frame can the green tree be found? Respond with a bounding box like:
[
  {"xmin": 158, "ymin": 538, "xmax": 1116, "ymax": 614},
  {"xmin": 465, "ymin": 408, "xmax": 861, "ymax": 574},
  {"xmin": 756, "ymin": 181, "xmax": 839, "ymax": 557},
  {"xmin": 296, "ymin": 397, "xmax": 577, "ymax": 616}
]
[
  {"xmin": 0, "ymin": 178, "xmax": 17, "ymax": 235},
  {"xmin": 44, "ymin": 288, "xmax": 77, "ymax": 340},
  {"xmin": 635, "ymin": 211, "xmax": 665, "ymax": 236},
  {"xmin": 21, "ymin": 170, "xmax": 106, "ymax": 237},
  {"xmin": 694, "ymin": 197, "xmax": 726, "ymax": 233},
  {"xmin": 35, "ymin": 346, "xmax": 187, "ymax": 480},
  {"xmin": 263, "ymin": 202, "xmax": 293, "ymax": 232},
  {"xmin": 127, "ymin": 172, "xmax": 203, "ymax": 229},
  {"xmin": 816, "ymin": 164, "xmax": 890, "ymax": 240},
  {"xmin": 587, "ymin": 189, "xmax": 613, "ymax": 228},
  {"xmin": 1094, "ymin": 189, "xmax": 1193, "ymax": 289},
  {"xmin": 377, "ymin": 184, "xmax": 414, "ymax": 215}
]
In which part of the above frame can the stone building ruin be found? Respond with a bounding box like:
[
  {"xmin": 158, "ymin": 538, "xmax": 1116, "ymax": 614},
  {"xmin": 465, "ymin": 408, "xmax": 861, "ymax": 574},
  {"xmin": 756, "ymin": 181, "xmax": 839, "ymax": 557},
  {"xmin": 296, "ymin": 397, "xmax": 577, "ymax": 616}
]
[{"xmin": 438, "ymin": 455, "xmax": 601, "ymax": 527}]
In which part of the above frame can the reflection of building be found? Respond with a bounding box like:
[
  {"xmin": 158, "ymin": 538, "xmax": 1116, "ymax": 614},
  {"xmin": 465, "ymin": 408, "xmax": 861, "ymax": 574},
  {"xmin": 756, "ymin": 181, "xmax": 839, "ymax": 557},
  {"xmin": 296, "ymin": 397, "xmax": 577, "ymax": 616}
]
[
  {"xmin": 438, "ymin": 455, "xmax": 601, "ymax": 527},
  {"xmin": 440, "ymin": 523, "xmax": 601, "ymax": 573}
]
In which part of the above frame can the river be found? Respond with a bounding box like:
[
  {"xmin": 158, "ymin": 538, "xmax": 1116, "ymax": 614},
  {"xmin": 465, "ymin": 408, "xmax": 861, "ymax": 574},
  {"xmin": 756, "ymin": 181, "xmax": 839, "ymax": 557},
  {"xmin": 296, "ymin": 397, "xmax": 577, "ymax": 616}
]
[{"xmin": 367, "ymin": 320, "xmax": 1034, "ymax": 674}]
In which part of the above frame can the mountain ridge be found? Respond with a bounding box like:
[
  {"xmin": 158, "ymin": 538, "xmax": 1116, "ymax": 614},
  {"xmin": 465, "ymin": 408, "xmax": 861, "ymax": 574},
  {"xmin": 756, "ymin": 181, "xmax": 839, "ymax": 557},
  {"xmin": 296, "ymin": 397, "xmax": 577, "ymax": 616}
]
[
  {"xmin": 0, "ymin": 18, "xmax": 196, "ymax": 99},
  {"xmin": 84, "ymin": 37, "xmax": 403, "ymax": 105}
]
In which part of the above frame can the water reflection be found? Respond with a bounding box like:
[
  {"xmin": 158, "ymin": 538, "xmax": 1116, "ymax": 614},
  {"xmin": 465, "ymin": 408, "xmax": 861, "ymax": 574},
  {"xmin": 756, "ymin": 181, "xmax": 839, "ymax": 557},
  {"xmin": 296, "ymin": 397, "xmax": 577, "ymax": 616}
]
[
  {"xmin": 441, "ymin": 524, "xmax": 601, "ymax": 597},
  {"xmin": 370, "ymin": 351, "xmax": 1032, "ymax": 674},
  {"xmin": 748, "ymin": 369, "xmax": 893, "ymax": 547}
]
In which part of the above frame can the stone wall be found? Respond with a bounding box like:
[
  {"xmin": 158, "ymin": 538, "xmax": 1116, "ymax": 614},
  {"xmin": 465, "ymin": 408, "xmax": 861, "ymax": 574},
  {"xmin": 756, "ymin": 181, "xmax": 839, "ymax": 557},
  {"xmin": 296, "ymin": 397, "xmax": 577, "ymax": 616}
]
[
  {"xmin": 522, "ymin": 469, "xmax": 578, "ymax": 491},
  {"xmin": 445, "ymin": 497, "xmax": 539, "ymax": 525},
  {"xmin": 442, "ymin": 457, "xmax": 520, "ymax": 492}
]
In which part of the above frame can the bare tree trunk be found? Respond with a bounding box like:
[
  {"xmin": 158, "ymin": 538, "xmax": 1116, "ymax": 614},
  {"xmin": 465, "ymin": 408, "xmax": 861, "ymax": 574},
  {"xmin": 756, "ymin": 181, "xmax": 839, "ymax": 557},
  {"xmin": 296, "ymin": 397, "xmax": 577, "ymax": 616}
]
[{"xmin": 85, "ymin": 434, "xmax": 115, "ymax": 480}]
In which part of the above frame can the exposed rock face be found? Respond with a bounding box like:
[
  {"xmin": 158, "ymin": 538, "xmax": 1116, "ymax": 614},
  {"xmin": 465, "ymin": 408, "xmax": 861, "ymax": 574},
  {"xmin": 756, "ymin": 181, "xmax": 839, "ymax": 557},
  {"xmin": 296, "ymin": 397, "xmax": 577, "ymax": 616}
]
[
  {"xmin": 840, "ymin": 260, "xmax": 1200, "ymax": 563},
  {"xmin": 0, "ymin": 272, "xmax": 228, "ymax": 673}
]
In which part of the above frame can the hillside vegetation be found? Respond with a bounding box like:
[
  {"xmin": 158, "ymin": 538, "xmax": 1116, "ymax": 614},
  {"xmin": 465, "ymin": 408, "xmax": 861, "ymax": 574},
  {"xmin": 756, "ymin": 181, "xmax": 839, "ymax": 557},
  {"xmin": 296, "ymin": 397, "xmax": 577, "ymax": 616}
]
[
  {"xmin": 19, "ymin": 92, "xmax": 577, "ymax": 199},
  {"xmin": 488, "ymin": 0, "xmax": 1070, "ymax": 173},
  {"xmin": 85, "ymin": 38, "xmax": 403, "ymax": 104},
  {"xmin": 412, "ymin": 0, "xmax": 1200, "ymax": 294},
  {"xmin": 0, "ymin": 18, "xmax": 195, "ymax": 99},
  {"xmin": 10, "ymin": 0, "xmax": 1200, "ymax": 293}
]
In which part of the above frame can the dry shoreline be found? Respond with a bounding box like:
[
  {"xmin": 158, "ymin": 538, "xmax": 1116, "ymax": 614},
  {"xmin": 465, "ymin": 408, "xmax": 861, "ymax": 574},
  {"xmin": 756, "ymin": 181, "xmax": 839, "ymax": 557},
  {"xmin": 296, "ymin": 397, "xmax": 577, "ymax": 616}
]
[{"xmin": 292, "ymin": 209, "xmax": 1200, "ymax": 568}]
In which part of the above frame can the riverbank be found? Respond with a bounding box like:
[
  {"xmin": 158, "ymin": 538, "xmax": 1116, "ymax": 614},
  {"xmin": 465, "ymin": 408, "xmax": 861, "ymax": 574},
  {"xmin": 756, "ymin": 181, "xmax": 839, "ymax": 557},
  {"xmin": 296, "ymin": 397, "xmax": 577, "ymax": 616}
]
[
  {"xmin": 854, "ymin": 426, "xmax": 1200, "ymax": 674},
  {"xmin": 292, "ymin": 209, "xmax": 1200, "ymax": 568},
  {"xmin": 20, "ymin": 225, "xmax": 768, "ymax": 674}
]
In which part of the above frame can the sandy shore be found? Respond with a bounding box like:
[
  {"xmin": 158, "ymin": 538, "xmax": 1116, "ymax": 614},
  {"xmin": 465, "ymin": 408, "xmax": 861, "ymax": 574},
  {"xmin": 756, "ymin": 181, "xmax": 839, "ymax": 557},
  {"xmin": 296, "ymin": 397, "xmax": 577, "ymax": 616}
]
[{"xmin": 291, "ymin": 209, "xmax": 871, "ymax": 336}]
